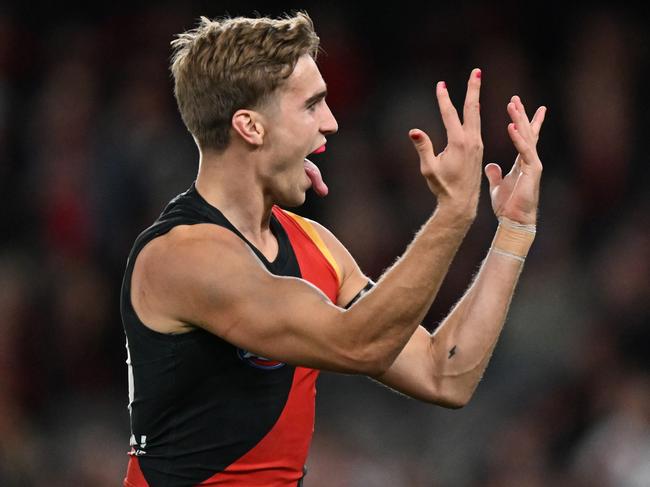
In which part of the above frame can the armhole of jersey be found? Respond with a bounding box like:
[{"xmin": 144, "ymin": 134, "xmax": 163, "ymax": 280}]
[
  {"xmin": 344, "ymin": 280, "xmax": 375, "ymax": 309},
  {"xmin": 282, "ymin": 211, "xmax": 343, "ymax": 286}
]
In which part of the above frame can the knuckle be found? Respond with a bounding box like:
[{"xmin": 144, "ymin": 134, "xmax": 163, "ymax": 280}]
[{"xmin": 450, "ymin": 137, "xmax": 464, "ymax": 149}]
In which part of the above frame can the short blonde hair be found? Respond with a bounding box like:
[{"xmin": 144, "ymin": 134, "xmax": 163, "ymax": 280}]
[{"xmin": 170, "ymin": 12, "xmax": 320, "ymax": 151}]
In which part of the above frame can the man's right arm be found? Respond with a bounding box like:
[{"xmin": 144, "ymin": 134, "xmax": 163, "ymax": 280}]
[
  {"xmin": 131, "ymin": 69, "xmax": 484, "ymax": 376},
  {"xmin": 134, "ymin": 201, "xmax": 471, "ymax": 375}
]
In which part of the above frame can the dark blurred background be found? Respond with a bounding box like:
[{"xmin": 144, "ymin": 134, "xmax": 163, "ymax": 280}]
[{"xmin": 1, "ymin": 1, "xmax": 649, "ymax": 486}]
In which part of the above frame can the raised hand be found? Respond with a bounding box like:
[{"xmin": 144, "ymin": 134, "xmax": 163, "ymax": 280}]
[
  {"xmin": 409, "ymin": 69, "xmax": 484, "ymax": 216},
  {"xmin": 485, "ymin": 96, "xmax": 547, "ymax": 225}
]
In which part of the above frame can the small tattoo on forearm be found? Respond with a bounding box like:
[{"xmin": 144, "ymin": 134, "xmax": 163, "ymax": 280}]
[{"xmin": 448, "ymin": 345, "xmax": 457, "ymax": 359}]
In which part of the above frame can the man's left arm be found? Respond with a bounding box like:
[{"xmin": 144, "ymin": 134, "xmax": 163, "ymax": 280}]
[
  {"xmin": 315, "ymin": 95, "xmax": 546, "ymax": 408},
  {"xmin": 374, "ymin": 239, "xmax": 531, "ymax": 408},
  {"xmin": 316, "ymin": 220, "xmax": 532, "ymax": 408}
]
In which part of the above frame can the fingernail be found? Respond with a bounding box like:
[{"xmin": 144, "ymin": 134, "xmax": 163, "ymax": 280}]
[
  {"xmin": 475, "ymin": 69, "xmax": 481, "ymax": 79},
  {"xmin": 439, "ymin": 81, "xmax": 446, "ymax": 90},
  {"xmin": 411, "ymin": 132, "xmax": 421, "ymax": 141}
]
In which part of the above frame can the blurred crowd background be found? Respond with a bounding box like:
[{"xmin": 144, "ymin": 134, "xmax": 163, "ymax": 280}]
[{"xmin": 1, "ymin": 1, "xmax": 648, "ymax": 486}]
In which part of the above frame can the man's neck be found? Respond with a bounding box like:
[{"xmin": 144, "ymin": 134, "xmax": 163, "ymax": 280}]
[{"xmin": 195, "ymin": 147, "xmax": 277, "ymax": 253}]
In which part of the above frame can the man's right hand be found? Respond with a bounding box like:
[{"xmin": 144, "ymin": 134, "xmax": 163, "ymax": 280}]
[{"xmin": 409, "ymin": 68, "xmax": 484, "ymax": 218}]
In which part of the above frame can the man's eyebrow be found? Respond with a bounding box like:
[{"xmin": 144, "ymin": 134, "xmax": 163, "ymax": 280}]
[{"xmin": 304, "ymin": 88, "xmax": 328, "ymax": 107}]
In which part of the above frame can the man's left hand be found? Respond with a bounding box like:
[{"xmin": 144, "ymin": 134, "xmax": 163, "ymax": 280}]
[{"xmin": 484, "ymin": 96, "xmax": 546, "ymax": 225}]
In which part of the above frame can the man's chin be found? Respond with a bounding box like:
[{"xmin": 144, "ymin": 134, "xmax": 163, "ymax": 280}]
[
  {"xmin": 275, "ymin": 190, "xmax": 307, "ymax": 208},
  {"xmin": 286, "ymin": 193, "xmax": 307, "ymax": 208}
]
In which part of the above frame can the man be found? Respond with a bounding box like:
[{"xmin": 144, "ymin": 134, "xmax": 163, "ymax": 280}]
[{"xmin": 121, "ymin": 12, "xmax": 546, "ymax": 487}]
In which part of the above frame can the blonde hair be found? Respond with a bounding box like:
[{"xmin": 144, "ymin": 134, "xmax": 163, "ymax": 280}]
[{"xmin": 170, "ymin": 12, "xmax": 320, "ymax": 151}]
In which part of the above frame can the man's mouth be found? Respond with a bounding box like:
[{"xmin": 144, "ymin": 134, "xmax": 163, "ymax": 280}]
[{"xmin": 304, "ymin": 144, "xmax": 328, "ymax": 197}]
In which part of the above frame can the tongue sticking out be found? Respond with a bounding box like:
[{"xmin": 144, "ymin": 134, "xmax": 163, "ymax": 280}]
[{"xmin": 304, "ymin": 159, "xmax": 329, "ymax": 197}]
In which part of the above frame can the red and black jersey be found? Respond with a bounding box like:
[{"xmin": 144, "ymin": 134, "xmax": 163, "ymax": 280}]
[{"xmin": 121, "ymin": 184, "xmax": 340, "ymax": 486}]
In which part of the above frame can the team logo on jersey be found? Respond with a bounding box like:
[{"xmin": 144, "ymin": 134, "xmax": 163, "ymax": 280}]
[{"xmin": 237, "ymin": 348, "xmax": 286, "ymax": 370}]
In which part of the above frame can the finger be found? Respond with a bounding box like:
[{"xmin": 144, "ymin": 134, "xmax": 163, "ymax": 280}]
[
  {"xmin": 507, "ymin": 123, "xmax": 542, "ymax": 170},
  {"xmin": 530, "ymin": 106, "xmax": 547, "ymax": 136},
  {"xmin": 462, "ymin": 68, "xmax": 482, "ymax": 135},
  {"xmin": 511, "ymin": 95, "xmax": 530, "ymax": 124},
  {"xmin": 435, "ymin": 81, "xmax": 463, "ymax": 142},
  {"xmin": 409, "ymin": 129, "xmax": 437, "ymax": 167},
  {"xmin": 507, "ymin": 102, "xmax": 533, "ymax": 140},
  {"xmin": 484, "ymin": 163, "xmax": 503, "ymax": 191}
]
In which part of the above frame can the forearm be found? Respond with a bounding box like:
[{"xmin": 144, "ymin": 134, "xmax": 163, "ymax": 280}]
[
  {"xmin": 344, "ymin": 203, "xmax": 474, "ymax": 372},
  {"xmin": 429, "ymin": 220, "xmax": 535, "ymax": 403}
]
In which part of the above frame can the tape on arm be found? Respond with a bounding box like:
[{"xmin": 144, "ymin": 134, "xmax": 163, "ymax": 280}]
[{"xmin": 489, "ymin": 217, "xmax": 536, "ymax": 262}]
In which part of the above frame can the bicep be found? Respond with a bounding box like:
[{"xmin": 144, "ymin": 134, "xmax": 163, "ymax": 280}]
[
  {"xmin": 374, "ymin": 325, "xmax": 442, "ymax": 403},
  {"xmin": 197, "ymin": 266, "xmax": 347, "ymax": 368},
  {"xmin": 374, "ymin": 326, "xmax": 461, "ymax": 407},
  {"xmin": 143, "ymin": 225, "xmax": 364, "ymax": 373}
]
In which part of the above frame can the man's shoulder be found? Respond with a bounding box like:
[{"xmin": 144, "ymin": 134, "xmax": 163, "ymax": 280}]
[
  {"xmin": 135, "ymin": 223, "xmax": 254, "ymax": 286},
  {"xmin": 144, "ymin": 223, "xmax": 246, "ymax": 261}
]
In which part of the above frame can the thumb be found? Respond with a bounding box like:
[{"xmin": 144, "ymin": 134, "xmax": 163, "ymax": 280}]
[
  {"xmin": 484, "ymin": 163, "xmax": 503, "ymax": 191},
  {"xmin": 409, "ymin": 129, "xmax": 437, "ymax": 160}
]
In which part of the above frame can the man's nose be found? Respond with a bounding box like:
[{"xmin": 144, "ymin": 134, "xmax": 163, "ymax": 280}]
[{"xmin": 321, "ymin": 102, "xmax": 338, "ymax": 135}]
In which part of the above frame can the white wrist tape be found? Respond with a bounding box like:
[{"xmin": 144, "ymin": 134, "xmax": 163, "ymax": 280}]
[{"xmin": 490, "ymin": 217, "xmax": 536, "ymax": 261}]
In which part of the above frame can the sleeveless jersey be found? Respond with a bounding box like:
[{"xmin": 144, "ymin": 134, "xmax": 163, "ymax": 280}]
[{"xmin": 121, "ymin": 184, "xmax": 340, "ymax": 487}]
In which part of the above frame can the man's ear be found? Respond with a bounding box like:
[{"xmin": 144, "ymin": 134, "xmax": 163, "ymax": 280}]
[{"xmin": 232, "ymin": 109, "xmax": 265, "ymax": 147}]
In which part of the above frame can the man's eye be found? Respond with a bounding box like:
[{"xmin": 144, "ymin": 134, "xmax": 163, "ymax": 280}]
[{"xmin": 308, "ymin": 98, "xmax": 324, "ymax": 111}]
